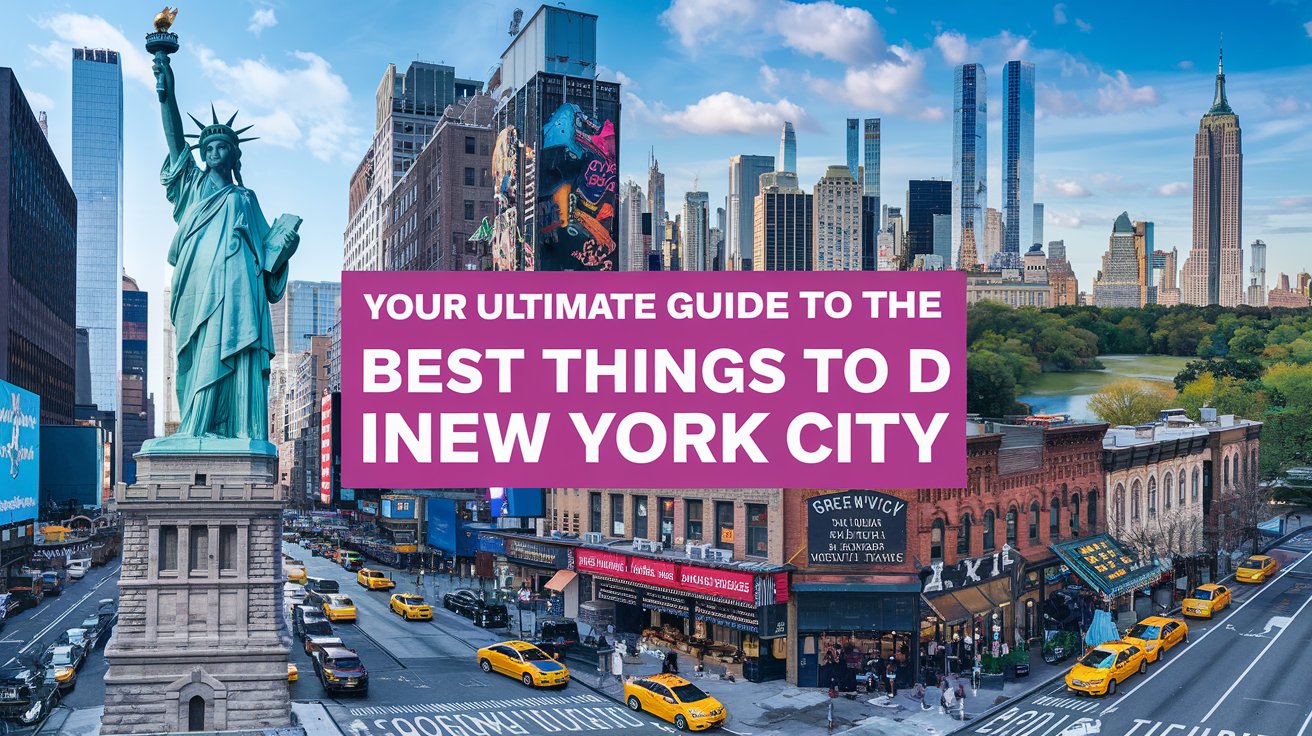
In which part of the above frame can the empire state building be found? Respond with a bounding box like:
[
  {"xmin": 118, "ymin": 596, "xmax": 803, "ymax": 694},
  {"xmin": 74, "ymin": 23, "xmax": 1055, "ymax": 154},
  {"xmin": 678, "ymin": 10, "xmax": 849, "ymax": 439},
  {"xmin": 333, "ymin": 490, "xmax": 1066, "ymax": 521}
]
[{"xmin": 1182, "ymin": 47, "xmax": 1243, "ymax": 306}]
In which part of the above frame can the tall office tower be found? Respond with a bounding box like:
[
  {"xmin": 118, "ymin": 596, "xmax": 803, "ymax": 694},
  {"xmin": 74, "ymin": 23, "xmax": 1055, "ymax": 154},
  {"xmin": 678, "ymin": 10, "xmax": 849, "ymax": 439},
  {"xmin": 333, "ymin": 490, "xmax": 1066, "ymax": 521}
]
[
  {"xmin": 1181, "ymin": 47, "xmax": 1243, "ymax": 306},
  {"xmin": 620, "ymin": 180, "xmax": 646, "ymax": 272},
  {"xmin": 121, "ymin": 275, "xmax": 153, "ymax": 485},
  {"xmin": 648, "ymin": 152, "xmax": 665, "ymax": 256},
  {"xmin": 708, "ymin": 226, "xmax": 724, "ymax": 271},
  {"xmin": 983, "ymin": 207, "xmax": 1003, "ymax": 267},
  {"xmin": 1046, "ymin": 240, "xmax": 1078, "ymax": 305},
  {"xmin": 1002, "ymin": 60, "xmax": 1035, "ymax": 264},
  {"xmin": 269, "ymin": 281, "xmax": 342, "ymax": 377},
  {"xmin": 682, "ymin": 191, "xmax": 710, "ymax": 271},
  {"xmin": 862, "ymin": 119, "xmax": 881, "ymax": 206},
  {"xmin": 665, "ymin": 216, "xmax": 681, "ymax": 271},
  {"xmin": 1093, "ymin": 213, "xmax": 1142, "ymax": 307},
  {"xmin": 727, "ymin": 154, "xmax": 775, "ymax": 272},
  {"xmin": 716, "ymin": 206, "xmax": 726, "ymax": 238},
  {"xmin": 753, "ymin": 172, "xmax": 813, "ymax": 271},
  {"xmin": 931, "ymin": 214, "xmax": 952, "ymax": 269},
  {"xmin": 72, "ymin": 48, "xmax": 124, "ymax": 437},
  {"xmin": 861, "ymin": 195, "xmax": 879, "ymax": 270},
  {"xmin": 641, "ymin": 213, "xmax": 656, "ymax": 270},
  {"xmin": 1033, "ymin": 203, "xmax": 1044, "ymax": 249},
  {"xmin": 1048, "ymin": 240, "xmax": 1066, "ymax": 262},
  {"xmin": 1247, "ymin": 239, "xmax": 1267, "ymax": 306},
  {"xmin": 1156, "ymin": 248, "xmax": 1182, "ymax": 306},
  {"xmin": 1, "ymin": 69, "xmax": 77, "ymax": 425},
  {"xmin": 1133, "ymin": 221, "xmax": 1154, "ymax": 305},
  {"xmin": 778, "ymin": 121, "xmax": 797, "ymax": 173},
  {"xmin": 952, "ymin": 64, "xmax": 987, "ymax": 271},
  {"xmin": 344, "ymin": 61, "xmax": 481, "ymax": 272},
  {"xmin": 845, "ymin": 118, "xmax": 859, "ymax": 180},
  {"xmin": 884, "ymin": 206, "xmax": 905, "ymax": 266},
  {"xmin": 812, "ymin": 166, "xmax": 861, "ymax": 271},
  {"xmin": 905, "ymin": 179, "xmax": 952, "ymax": 260}
]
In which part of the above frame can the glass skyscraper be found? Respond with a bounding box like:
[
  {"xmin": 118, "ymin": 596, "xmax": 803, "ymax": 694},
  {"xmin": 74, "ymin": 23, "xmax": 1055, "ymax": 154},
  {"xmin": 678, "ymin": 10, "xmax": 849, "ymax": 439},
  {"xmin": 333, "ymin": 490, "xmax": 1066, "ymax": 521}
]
[
  {"xmin": 952, "ymin": 63, "xmax": 986, "ymax": 270},
  {"xmin": 1002, "ymin": 60, "xmax": 1035, "ymax": 262},
  {"xmin": 727, "ymin": 154, "xmax": 775, "ymax": 272},
  {"xmin": 845, "ymin": 118, "xmax": 859, "ymax": 181},
  {"xmin": 778, "ymin": 121, "xmax": 796, "ymax": 174},
  {"xmin": 271, "ymin": 281, "xmax": 342, "ymax": 374},
  {"xmin": 72, "ymin": 48, "xmax": 124, "ymax": 420}
]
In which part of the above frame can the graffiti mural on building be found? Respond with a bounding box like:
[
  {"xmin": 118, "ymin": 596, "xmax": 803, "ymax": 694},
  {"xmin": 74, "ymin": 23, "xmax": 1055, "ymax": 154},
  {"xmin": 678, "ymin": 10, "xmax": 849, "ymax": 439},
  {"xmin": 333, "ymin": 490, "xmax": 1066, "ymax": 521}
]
[
  {"xmin": 536, "ymin": 103, "xmax": 617, "ymax": 271},
  {"xmin": 491, "ymin": 125, "xmax": 523, "ymax": 271}
]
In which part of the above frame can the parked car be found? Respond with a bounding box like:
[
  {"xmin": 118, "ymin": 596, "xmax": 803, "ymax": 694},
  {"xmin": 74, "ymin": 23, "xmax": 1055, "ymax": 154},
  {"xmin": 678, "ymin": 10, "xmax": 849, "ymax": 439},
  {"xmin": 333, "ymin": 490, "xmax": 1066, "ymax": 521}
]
[
  {"xmin": 59, "ymin": 628, "xmax": 95, "ymax": 654},
  {"xmin": 38, "ymin": 572, "xmax": 64, "ymax": 597},
  {"xmin": 96, "ymin": 599, "xmax": 117, "ymax": 631},
  {"xmin": 304, "ymin": 578, "xmax": 341, "ymax": 607},
  {"xmin": 339, "ymin": 552, "xmax": 364, "ymax": 572},
  {"xmin": 0, "ymin": 659, "xmax": 60, "ymax": 726},
  {"xmin": 444, "ymin": 589, "xmax": 509, "ymax": 628},
  {"xmin": 77, "ymin": 615, "xmax": 105, "ymax": 650},
  {"xmin": 8, "ymin": 572, "xmax": 44, "ymax": 612},
  {"xmin": 312, "ymin": 646, "xmax": 369, "ymax": 695},
  {"xmin": 321, "ymin": 594, "xmax": 357, "ymax": 623},
  {"xmin": 292, "ymin": 605, "xmax": 333, "ymax": 640},
  {"xmin": 357, "ymin": 569, "xmax": 395, "ymax": 591},
  {"xmin": 304, "ymin": 635, "xmax": 349, "ymax": 658},
  {"xmin": 66, "ymin": 559, "xmax": 91, "ymax": 580},
  {"xmin": 40, "ymin": 647, "xmax": 79, "ymax": 691}
]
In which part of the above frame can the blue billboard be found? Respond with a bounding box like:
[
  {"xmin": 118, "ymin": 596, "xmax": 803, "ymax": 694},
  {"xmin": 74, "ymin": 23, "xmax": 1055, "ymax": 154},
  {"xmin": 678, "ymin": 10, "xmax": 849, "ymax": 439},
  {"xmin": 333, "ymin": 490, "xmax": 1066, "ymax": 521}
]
[
  {"xmin": 428, "ymin": 498, "xmax": 458, "ymax": 554},
  {"xmin": 381, "ymin": 496, "xmax": 416, "ymax": 519},
  {"xmin": 0, "ymin": 380, "xmax": 40, "ymax": 527},
  {"xmin": 489, "ymin": 487, "xmax": 545, "ymax": 518}
]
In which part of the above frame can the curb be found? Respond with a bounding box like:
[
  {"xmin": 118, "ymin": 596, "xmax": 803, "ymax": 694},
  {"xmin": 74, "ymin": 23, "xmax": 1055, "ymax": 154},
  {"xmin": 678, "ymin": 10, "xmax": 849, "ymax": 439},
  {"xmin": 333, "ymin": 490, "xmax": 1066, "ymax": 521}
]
[{"xmin": 945, "ymin": 670, "xmax": 1065, "ymax": 735}]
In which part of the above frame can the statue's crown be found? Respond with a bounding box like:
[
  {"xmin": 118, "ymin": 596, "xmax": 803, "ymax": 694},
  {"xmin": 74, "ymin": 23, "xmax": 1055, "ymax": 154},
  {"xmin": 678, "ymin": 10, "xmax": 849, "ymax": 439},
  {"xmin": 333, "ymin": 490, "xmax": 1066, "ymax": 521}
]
[{"xmin": 184, "ymin": 105, "xmax": 258, "ymax": 150}]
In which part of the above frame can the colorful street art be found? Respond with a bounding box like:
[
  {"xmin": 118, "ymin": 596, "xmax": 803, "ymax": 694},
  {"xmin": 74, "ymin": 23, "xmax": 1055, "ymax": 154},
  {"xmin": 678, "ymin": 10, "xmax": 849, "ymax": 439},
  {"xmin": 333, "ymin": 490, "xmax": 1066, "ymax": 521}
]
[
  {"xmin": 536, "ymin": 103, "xmax": 618, "ymax": 271},
  {"xmin": 491, "ymin": 125, "xmax": 523, "ymax": 271}
]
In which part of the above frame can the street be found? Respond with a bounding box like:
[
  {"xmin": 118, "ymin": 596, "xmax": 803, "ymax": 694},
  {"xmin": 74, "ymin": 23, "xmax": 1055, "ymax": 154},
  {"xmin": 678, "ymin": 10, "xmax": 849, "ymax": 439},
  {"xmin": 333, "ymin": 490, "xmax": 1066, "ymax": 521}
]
[
  {"xmin": 286, "ymin": 543, "xmax": 683, "ymax": 736},
  {"xmin": 960, "ymin": 532, "xmax": 1312, "ymax": 736}
]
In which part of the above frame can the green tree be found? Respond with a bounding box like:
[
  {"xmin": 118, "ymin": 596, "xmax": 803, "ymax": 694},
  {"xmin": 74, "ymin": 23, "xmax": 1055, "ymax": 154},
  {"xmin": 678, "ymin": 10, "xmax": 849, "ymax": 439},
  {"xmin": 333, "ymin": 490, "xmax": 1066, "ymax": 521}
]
[
  {"xmin": 1259, "ymin": 406, "xmax": 1312, "ymax": 480},
  {"xmin": 1088, "ymin": 378, "xmax": 1177, "ymax": 426},
  {"xmin": 1173, "ymin": 357, "xmax": 1264, "ymax": 391},
  {"xmin": 1177, "ymin": 374, "xmax": 1272, "ymax": 419},
  {"xmin": 967, "ymin": 350, "xmax": 1026, "ymax": 417}
]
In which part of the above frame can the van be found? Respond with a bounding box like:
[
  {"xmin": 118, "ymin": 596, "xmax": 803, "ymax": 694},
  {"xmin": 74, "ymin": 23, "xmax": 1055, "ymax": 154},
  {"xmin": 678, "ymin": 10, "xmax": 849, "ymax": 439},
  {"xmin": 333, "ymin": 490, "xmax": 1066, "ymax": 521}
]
[{"xmin": 67, "ymin": 559, "xmax": 91, "ymax": 580}]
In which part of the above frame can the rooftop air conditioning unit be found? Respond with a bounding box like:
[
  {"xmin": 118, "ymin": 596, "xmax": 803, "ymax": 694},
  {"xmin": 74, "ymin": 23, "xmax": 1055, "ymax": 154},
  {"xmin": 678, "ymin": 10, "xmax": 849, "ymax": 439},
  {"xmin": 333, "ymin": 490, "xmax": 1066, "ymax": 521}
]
[
  {"xmin": 583, "ymin": 532, "xmax": 603, "ymax": 544},
  {"xmin": 708, "ymin": 548, "xmax": 734, "ymax": 563},
  {"xmin": 631, "ymin": 537, "xmax": 652, "ymax": 551},
  {"xmin": 687, "ymin": 543, "xmax": 711, "ymax": 560}
]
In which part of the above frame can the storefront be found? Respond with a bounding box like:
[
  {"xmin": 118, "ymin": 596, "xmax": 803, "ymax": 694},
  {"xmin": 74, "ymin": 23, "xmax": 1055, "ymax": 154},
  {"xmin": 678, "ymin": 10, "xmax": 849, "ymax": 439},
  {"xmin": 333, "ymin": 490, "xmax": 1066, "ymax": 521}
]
[
  {"xmin": 1050, "ymin": 534, "xmax": 1163, "ymax": 625},
  {"xmin": 500, "ymin": 536, "xmax": 577, "ymax": 617},
  {"xmin": 574, "ymin": 547, "xmax": 790, "ymax": 682},
  {"xmin": 919, "ymin": 544, "xmax": 1024, "ymax": 669},
  {"xmin": 377, "ymin": 495, "xmax": 419, "ymax": 547}
]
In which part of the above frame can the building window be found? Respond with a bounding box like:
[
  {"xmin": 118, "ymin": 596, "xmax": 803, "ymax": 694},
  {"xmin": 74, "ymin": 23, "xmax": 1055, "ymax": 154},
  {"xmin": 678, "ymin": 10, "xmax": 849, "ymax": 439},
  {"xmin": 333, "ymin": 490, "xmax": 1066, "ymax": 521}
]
[
  {"xmin": 1224, "ymin": 456, "xmax": 1230, "ymax": 487},
  {"xmin": 982, "ymin": 510, "xmax": 996, "ymax": 551},
  {"xmin": 464, "ymin": 167, "xmax": 475, "ymax": 186},
  {"xmin": 1029, "ymin": 501, "xmax": 1040, "ymax": 541},
  {"xmin": 685, "ymin": 499, "xmax": 703, "ymax": 543},
  {"xmin": 1006, "ymin": 507, "xmax": 1017, "ymax": 547},
  {"xmin": 159, "ymin": 525, "xmax": 178, "ymax": 572},
  {"xmin": 189, "ymin": 526, "xmax": 209, "ymax": 573},
  {"xmin": 931, "ymin": 519, "xmax": 945, "ymax": 562},
  {"xmin": 588, "ymin": 492, "xmax": 601, "ymax": 533},
  {"xmin": 465, "ymin": 136, "xmax": 476, "ymax": 154},
  {"xmin": 715, "ymin": 501, "xmax": 735, "ymax": 551},
  {"xmin": 1070, "ymin": 493, "xmax": 1081, "ymax": 536},
  {"xmin": 1148, "ymin": 477, "xmax": 1158, "ymax": 518},
  {"xmin": 219, "ymin": 526, "xmax": 237, "ymax": 571},
  {"xmin": 610, "ymin": 494, "xmax": 625, "ymax": 537},
  {"xmin": 1164, "ymin": 474, "xmax": 1173, "ymax": 510},
  {"xmin": 632, "ymin": 496, "xmax": 648, "ymax": 539},
  {"xmin": 464, "ymin": 200, "xmax": 475, "ymax": 220},
  {"xmin": 1115, "ymin": 483, "xmax": 1125, "ymax": 527},
  {"xmin": 957, "ymin": 513, "xmax": 972, "ymax": 556},
  {"xmin": 1178, "ymin": 470, "xmax": 1186, "ymax": 504},
  {"xmin": 1049, "ymin": 498, "xmax": 1060, "ymax": 539},
  {"xmin": 658, "ymin": 497, "xmax": 675, "ymax": 546},
  {"xmin": 1192, "ymin": 470, "xmax": 1199, "ymax": 502},
  {"xmin": 746, "ymin": 503, "xmax": 768, "ymax": 557},
  {"xmin": 1131, "ymin": 479, "xmax": 1142, "ymax": 520},
  {"xmin": 1088, "ymin": 489, "xmax": 1098, "ymax": 531}
]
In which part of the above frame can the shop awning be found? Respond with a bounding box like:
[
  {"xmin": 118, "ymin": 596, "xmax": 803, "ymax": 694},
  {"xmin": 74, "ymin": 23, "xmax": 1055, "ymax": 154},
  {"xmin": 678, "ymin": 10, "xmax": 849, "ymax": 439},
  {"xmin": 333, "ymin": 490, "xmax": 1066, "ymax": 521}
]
[
  {"xmin": 1050, "ymin": 533, "xmax": 1162, "ymax": 598},
  {"xmin": 923, "ymin": 577, "xmax": 1013, "ymax": 626},
  {"xmin": 792, "ymin": 582, "xmax": 922, "ymax": 594},
  {"xmin": 544, "ymin": 570, "xmax": 577, "ymax": 592}
]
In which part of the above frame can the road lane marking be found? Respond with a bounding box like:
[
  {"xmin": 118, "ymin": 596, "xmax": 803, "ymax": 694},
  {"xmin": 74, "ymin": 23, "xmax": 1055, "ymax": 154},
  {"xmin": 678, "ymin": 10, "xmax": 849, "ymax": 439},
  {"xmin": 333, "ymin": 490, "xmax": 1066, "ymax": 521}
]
[
  {"xmin": 1200, "ymin": 585, "xmax": 1312, "ymax": 722},
  {"xmin": 1099, "ymin": 549, "xmax": 1312, "ymax": 716},
  {"xmin": 1297, "ymin": 701, "xmax": 1312, "ymax": 736},
  {"xmin": 1244, "ymin": 697, "xmax": 1301, "ymax": 706},
  {"xmin": 6, "ymin": 565, "xmax": 120, "ymax": 664}
]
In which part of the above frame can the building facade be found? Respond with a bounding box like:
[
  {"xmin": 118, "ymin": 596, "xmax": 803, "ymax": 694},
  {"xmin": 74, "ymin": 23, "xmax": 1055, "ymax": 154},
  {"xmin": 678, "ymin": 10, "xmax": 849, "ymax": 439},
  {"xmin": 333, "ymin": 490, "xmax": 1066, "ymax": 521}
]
[
  {"xmin": 778, "ymin": 122, "xmax": 796, "ymax": 174},
  {"xmin": 906, "ymin": 179, "xmax": 951, "ymax": 260},
  {"xmin": 1181, "ymin": 50, "xmax": 1243, "ymax": 306},
  {"xmin": 966, "ymin": 273, "xmax": 1051, "ymax": 308},
  {"xmin": 72, "ymin": 48, "xmax": 124, "ymax": 428},
  {"xmin": 753, "ymin": 172, "xmax": 813, "ymax": 272},
  {"xmin": 620, "ymin": 179, "xmax": 645, "ymax": 272},
  {"xmin": 1103, "ymin": 423, "xmax": 1210, "ymax": 567},
  {"xmin": 121, "ymin": 275, "xmax": 153, "ymax": 485},
  {"xmin": 863, "ymin": 118, "xmax": 881, "ymax": 216},
  {"xmin": 1246, "ymin": 240, "xmax": 1266, "ymax": 306},
  {"xmin": 727, "ymin": 154, "xmax": 775, "ymax": 273},
  {"xmin": 953, "ymin": 63, "xmax": 987, "ymax": 272},
  {"xmin": 1156, "ymin": 248, "xmax": 1181, "ymax": 306},
  {"xmin": 648, "ymin": 153, "xmax": 665, "ymax": 266},
  {"xmin": 1268, "ymin": 273, "xmax": 1309, "ymax": 308},
  {"xmin": 845, "ymin": 118, "xmax": 859, "ymax": 181},
  {"xmin": 1093, "ymin": 212, "xmax": 1143, "ymax": 307},
  {"xmin": 1133, "ymin": 221, "xmax": 1154, "ymax": 305},
  {"xmin": 1001, "ymin": 60, "xmax": 1035, "ymax": 266},
  {"xmin": 1046, "ymin": 240, "xmax": 1079, "ymax": 306},
  {"xmin": 682, "ymin": 191, "xmax": 710, "ymax": 272},
  {"xmin": 1, "ymin": 68, "xmax": 77, "ymax": 425},
  {"xmin": 812, "ymin": 166, "xmax": 861, "ymax": 271}
]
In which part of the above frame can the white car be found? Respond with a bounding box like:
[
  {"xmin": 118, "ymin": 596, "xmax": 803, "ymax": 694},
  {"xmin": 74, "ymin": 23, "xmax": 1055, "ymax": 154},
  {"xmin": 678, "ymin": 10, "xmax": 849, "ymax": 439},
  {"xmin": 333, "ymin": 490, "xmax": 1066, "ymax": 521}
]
[
  {"xmin": 67, "ymin": 559, "xmax": 91, "ymax": 580},
  {"xmin": 62, "ymin": 627, "xmax": 93, "ymax": 652}
]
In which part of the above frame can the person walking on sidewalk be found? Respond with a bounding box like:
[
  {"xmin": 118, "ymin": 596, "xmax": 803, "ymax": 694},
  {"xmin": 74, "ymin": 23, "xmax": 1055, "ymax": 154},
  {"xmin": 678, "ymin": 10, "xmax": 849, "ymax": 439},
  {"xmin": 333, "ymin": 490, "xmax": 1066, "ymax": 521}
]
[
  {"xmin": 885, "ymin": 659, "xmax": 898, "ymax": 698},
  {"xmin": 611, "ymin": 645, "xmax": 625, "ymax": 687}
]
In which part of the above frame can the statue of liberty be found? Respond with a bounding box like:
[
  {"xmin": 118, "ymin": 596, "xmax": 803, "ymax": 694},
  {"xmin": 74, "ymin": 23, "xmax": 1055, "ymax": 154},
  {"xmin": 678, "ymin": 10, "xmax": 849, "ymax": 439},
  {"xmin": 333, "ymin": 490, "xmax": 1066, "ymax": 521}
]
[{"xmin": 143, "ymin": 13, "xmax": 300, "ymax": 452}]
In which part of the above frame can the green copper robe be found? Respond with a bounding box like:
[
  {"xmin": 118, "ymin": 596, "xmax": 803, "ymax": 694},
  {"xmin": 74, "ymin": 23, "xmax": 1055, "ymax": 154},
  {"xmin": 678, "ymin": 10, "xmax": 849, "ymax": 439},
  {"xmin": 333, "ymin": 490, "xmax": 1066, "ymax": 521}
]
[{"xmin": 163, "ymin": 152, "xmax": 289, "ymax": 440}]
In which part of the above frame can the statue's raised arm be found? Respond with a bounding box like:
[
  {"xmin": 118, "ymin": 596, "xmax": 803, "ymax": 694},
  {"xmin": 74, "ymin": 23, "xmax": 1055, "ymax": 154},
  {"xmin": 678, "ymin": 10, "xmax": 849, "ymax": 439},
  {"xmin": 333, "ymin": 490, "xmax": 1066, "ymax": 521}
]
[{"xmin": 147, "ymin": 7, "xmax": 186, "ymax": 162}]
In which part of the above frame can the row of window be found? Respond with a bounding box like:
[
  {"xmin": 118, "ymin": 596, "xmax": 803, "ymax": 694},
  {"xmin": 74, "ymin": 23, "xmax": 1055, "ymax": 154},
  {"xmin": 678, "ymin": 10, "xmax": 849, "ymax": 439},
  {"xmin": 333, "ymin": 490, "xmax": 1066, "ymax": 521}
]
[
  {"xmin": 929, "ymin": 492, "xmax": 1098, "ymax": 562},
  {"xmin": 586, "ymin": 494, "xmax": 769, "ymax": 557},
  {"xmin": 156, "ymin": 525, "xmax": 239, "ymax": 574}
]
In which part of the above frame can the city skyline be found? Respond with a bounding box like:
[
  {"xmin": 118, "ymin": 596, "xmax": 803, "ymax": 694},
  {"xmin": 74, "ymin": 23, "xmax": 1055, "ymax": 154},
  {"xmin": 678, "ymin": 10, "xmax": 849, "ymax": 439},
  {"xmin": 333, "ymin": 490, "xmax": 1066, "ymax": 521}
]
[{"xmin": 7, "ymin": 1, "xmax": 1312, "ymax": 420}]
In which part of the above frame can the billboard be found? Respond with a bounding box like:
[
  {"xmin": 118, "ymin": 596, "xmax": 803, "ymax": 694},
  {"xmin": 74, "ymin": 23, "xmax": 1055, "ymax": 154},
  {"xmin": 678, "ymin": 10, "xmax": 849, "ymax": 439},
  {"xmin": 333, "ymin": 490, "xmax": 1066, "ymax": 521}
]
[
  {"xmin": 536, "ymin": 103, "xmax": 617, "ymax": 271},
  {"xmin": 489, "ymin": 487, "xmax": 545, "ymax": 518},
  {"xmin": 0, "ymin": 380, "xmax": 40, "ymax": 527},
  {"xmin": 492, "ymin": 125, "xmax": 525, "ymax": 271},
  {"xmin": 320, "ymin": 392, "xmax": 333, "ymax": 505},
  {"xmin": 381, "ymin": 496, "xmax": 416, "ymax": 519}
]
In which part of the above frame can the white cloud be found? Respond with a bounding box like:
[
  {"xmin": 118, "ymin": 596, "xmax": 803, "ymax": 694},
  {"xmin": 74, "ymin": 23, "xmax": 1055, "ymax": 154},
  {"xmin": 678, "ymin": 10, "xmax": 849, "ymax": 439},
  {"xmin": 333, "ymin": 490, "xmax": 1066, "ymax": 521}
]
[
  {"xmin": 1053, "ymin": 3, "xmax": 1067, "ymax": 24},
  {"xmin": 775, "ymin": 1, "xmax": 883, "ymax": 65},
  {"xmin": 660, "ymin": 0, "xmax": 761, "ymax": 50},
  {"xmin": 248, "ymin": 7, "xmax": 278, "ymax": 35},
  {"xmin": 1177, "ymin": 60, "xmax": 1194, "ymax": 70},
  {"xmin": 192, "ymin": 47, "xmax": 359, "ymax": 162},
  {"xmin": 32, "ymin": 13, "xmax": 154, "ymax": 87},
  {"xmin": 23, "ymin": 90, "xmax": 55, "ymax": 111},
  {"xmin": 1040, "ymin": 70, "xmax": 1161, "ymax": 117},
  {"xmin": 759, "ymin": 65, "xmax": 780, "ymax": 94},
  {"xmin": 1272, "ymin": 96, "xmax": 1307, "ymax": 116},
  {"xmin": 1278, "ymin": 195, "xmax": 1312, "ymax": 209},
  {"xmin": 1156, "ymin": 182, "xmax": 1189, "ymax": 197},
  {"xmin": 661, "ymin": 92, "xmax": 809, "ymax": 135},
  {"xmin": 1095, "ymin": 70, "xmax": 1159, "ymax": 113},
  {"xmin": 1074, "ymin": 18, "xmax": 1093, "ymax": 33},
  {"xmin": 1053, "ymin": 179, "xmax": 1091, "ymax": 197},
  {"xmin": 1047, "ymin": 211, "xmax": 1082, "ymax": 228},
  {"xmin": 810, "ymin": 44, "xmax": 934, "ymax": 118},
  {"xmin": 597, "ymin": 65, "xmax": 634, "ymax": 88},
  {"xmin": 933, "ymin": 31, "xmax": 971, "ymax": 65},
  {"xmin": 1305, "ymin": 20, "xmax": 1312, "ymax": 38}
]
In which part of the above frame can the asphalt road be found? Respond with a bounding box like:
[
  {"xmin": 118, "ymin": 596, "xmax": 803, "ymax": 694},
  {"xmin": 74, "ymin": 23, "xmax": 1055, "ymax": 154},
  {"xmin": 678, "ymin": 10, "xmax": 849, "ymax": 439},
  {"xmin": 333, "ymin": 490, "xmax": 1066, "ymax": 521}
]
[
  {"xmin": 961, "ymin": 535, "xmax": 1312, "ymax": 736},
  {"xmin": 286, "ymin": 542, "xmax": 681, "ymax": 736}
]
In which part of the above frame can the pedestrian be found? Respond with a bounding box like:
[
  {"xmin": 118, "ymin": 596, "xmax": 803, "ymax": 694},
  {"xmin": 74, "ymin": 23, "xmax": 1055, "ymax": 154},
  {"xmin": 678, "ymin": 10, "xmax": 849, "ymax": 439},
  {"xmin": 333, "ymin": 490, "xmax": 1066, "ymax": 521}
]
[
  {"xmin": 885, "ymin": 659, "xmax": 898, "ymax": 697},
  {"xmin": 611, "ymin": 646, "xmax": 625, "ymax": 686},
  {"xmin": 667, "ymin": 652, "xmax": 680, "ymax": 676}
]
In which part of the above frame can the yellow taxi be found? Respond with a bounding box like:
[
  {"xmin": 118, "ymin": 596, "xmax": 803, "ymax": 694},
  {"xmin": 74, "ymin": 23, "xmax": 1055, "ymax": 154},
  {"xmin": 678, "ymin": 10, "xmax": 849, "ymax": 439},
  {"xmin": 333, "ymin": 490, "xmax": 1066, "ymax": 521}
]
[
  {"xmin": 390, "ymin": 593, "xmax": 433, "ymax": 621},
  {"xmin": 286, "ymin": 565, "xmax": 307, "ymax": 584},
  {"xmin": 1182, "ymin": 584, "xmax": 1231, "ymax": 618},
  {"xmin": 624, "ymin": 673, "xmax": 727, "ymax": 731},
  {"xmin": 476, "ymin": 640, "xmax": 570, "ymax": 688},
  {"xmin": 287, "ymin": 663, "xmax": 298, "ymax": 682},
  {"xmin": 321, "ymin": 594, "xmax": 357, "ymax": 623},
  {"xmin": 1235, "ymin": 555, "xmax": 1278, "ymax": 584},
  {"xmin": 1064, "ymin": 641, "xmax": 1147, "ymax": 696},
  {"xmin": 357, "ymin": 569, "xmax": 395, "ymax": 591},
  {"xmin": 1122, "ymin": 616, "xmax": 1188, "ymax": 663}
]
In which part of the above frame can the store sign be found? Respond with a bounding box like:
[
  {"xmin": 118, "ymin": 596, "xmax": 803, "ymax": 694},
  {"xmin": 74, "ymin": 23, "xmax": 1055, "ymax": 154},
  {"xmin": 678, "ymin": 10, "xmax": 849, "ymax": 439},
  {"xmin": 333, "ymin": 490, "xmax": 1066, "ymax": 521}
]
[
  {"xmin": 806, "ymin": 490, "xmax": 908, "ymax": 566},
  {"xmin": 359, "ymin": 501, "xmax": 380, "ymax": 515},
  {"xmin": 922, "ymin": 544, "xmax": 1018, "ymax": 593},
  {"xmin": 757, "ymin": 603, "xmax": 788, "ymax": 639},
  {"xmin": 505, "ymin": 538, "xmax": 572, "ymax": 569},
  {"xmin": 720, "ymin": 527, "xmax": 735, "ymax": 544},
  {"xmin": 680, "ymin": 566, "xmax": 754, "ymax": 604},
  {"xmin": 575, "ymin": 548, "xmax": 769, "ymax": 605},
  {"xmin": 320, "ymin": 392, "xmax": 333, "ymax": 505},
  {"xmin": 694, "ymin": 598, "xmax": 760, "ymax": 632},
  {"xmin": 596, "ymin": 580, "xmax": 638, "ymax": 607}
]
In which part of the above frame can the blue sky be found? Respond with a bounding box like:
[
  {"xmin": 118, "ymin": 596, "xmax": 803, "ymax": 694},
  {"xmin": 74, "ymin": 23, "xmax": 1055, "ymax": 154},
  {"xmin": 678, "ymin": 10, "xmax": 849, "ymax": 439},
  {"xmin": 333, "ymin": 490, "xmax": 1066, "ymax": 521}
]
[{"xmin": 3, "ymin": 0, "xmax": 1311, "ymax": 416}]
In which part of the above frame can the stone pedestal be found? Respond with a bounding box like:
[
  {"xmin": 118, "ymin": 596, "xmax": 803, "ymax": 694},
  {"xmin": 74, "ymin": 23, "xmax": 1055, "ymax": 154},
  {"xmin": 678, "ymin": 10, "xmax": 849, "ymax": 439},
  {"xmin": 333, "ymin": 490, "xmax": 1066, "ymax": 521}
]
[{"xmin": 101, "ymin": 449, "xmax": 292, "ymax": 734}]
